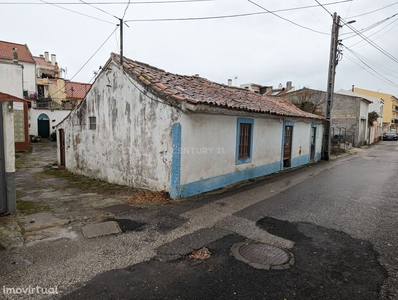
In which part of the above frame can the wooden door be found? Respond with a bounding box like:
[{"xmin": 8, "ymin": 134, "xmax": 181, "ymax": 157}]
[
  {"xmin": 310, "ymin": 127, "xmax": 316, "ymax": 162},
  {"xmin": 59, "ymin": 129, "xmax": 65, "ymax": 169},
  {"xmin": 283, "ymin": 126, "xmax": 293, "ymax": 168}
]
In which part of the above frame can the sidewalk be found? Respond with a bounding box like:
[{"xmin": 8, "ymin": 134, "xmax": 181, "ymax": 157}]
[{"xmin": 0, "ymin": 139, "xmax": 170, "ymax": 249}]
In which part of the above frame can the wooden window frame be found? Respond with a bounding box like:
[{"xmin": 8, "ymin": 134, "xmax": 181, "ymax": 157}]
[
  {"xmin": 89, "ymin": 116, "xmax": 96, "ymax": 130},
  {"xmin": 236, "ymin": 118, "xmax": 254, "ymax": 165}
]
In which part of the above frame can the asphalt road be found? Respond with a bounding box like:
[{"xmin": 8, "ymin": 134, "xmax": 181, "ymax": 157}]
[{"xmin": 63, "ymin": 141, "xmax": 398, "ymax": 300}]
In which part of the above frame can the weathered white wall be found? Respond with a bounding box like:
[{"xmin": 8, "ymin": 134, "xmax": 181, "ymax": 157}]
[
  {"xmin": 2, "ymin": 101, "xmax": 15, "ymax": 173},
  {"xmin": 58, "ymin": 62, "xmax": 179, "ymax": 191},
  {"xmin": 0, "ymin": 62, "xmax": 23, "ymax": 98},
  {"xmin": 180, "ymin": 114, "xmax": 285, "ymax": 185},
  {"xmin": 2, "ymin": 100, "xmax": 16, "ymax": 214},
  {"xmin": 29, "ymin": 108, "xmax": 70, "ymax": 136},
  {"xmin": 21, "ymin": 62, "xmax": 36, "ymax": 96},
  {"xmin": 360, "ymin": 100, "xmax": 369, "ymax": 144}
]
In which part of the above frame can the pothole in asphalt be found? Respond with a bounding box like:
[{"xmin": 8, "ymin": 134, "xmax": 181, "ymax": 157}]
[
  {"xmin": 104, "ymin": 218, "xmax": 146, "ymax": 233},
  {"xmin": 231, "ymin": 241, "xmax": 294, "ymax": 270}
]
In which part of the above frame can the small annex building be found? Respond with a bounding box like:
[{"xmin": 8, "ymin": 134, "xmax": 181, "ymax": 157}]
[{"xmin": 57, "ymin": 53, "xmax": 324, "ymax": 198}]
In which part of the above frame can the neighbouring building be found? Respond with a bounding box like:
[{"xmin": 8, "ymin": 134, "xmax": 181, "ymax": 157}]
[
  {"xmin": 350, "ymin": 86, "xmax": 398, "ymax": 132},
  {"xmin": 57, "ymin": 53, "xmax": 324, "ymax": 199},
  {"xmin": 240, "ymin": 81, "xmax": 294, "ymax": 96},
  {"xmin": 30, "ymin": 52, "xmax": 90, "ymax": 138},
  {"xmin": 284, "ymin": 88, "xmax": 371, "ymax": 147},
  {"xmin": 0, "ymin": 40, "xmax": 36, "ymax": 99},
  {"xmin": 337, "ymin": 89, "xmax": 383, "ymax": 142}
]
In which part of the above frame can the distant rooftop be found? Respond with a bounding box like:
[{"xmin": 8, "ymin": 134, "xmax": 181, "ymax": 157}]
[{"xmin": 0, "ymin": 40, "xmax": 35, "ymax": 64}]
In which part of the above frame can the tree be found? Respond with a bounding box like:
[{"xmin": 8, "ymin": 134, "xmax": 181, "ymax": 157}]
[
  {"xmin": 368, "ymin": 111, "xmax": 379, "ymax": 126},
  {"xmin": 285, "ymin": 88, "xmax": 326, "ymax": 115}
]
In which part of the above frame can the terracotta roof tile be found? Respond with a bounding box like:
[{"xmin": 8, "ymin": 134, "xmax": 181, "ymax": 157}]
[
  {"xmin": 112, "ymin": 53, "xmax": 323, "ymax": 120},
  {"xmin": 33, "ymin": 56, "xmax": 53, "ymax": 69},
  {"xmin": 64, "ymin": 81, "xmax": 91, "ymax": 99},
  {"xmin": 0, "ymin": 92, "xmax": 31, "ymax": 102},
  {"xmin": 0, "ymin": 40, "xmax": 35, "ymax": 64}
]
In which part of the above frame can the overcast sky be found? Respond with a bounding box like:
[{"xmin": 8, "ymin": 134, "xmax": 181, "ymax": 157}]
[{"xmin": 1, "ymin": 0, "xmax": 397, "ymax": 96}]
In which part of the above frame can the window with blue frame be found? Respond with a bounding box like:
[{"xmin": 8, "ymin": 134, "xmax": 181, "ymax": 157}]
[{"xmin": 236, "ymin": 118, "xmax": 254, "ymax": 164}]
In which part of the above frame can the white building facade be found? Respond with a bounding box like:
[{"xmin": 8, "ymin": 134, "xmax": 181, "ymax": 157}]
[{"xmin": 57, "ymin": 54, "xmax": 324, "ymax": 199}]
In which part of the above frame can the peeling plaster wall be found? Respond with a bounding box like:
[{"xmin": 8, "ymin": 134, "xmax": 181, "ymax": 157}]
[
  {"xmin": 1, "ymin": 101, "xmax": 16, "ymax": 214},
  {"xmin": 58, "ymin": 62, "xmax": 179, "ymax": 191}
]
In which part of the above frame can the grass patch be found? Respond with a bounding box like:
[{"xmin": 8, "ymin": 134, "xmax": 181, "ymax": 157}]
[
  {"xmin": 39, "ymin": 167, "xmax": 138, "ymax": 196},
  {"xmin": 17, "ymin": 200, "xmax": 50, "ymax": 214}
]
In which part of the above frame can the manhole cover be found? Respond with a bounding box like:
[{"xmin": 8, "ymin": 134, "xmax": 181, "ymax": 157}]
[{"xmin": 231, "ymin": 241, "xmax": 294, "ymax": 270}]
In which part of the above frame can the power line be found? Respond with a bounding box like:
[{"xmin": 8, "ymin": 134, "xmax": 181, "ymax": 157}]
[
  {"xmin": 344, "ymin": 17, "xmax": 398, "ymax": 50},
  {"xmin": 343, "ymin": 46, "xmax": 398, "ymax": 79},
  {"xmin": 343, "ymin": 45, "xmax": 398, "ymax": 87},
  {"xmin": 47, "ymin": 26, "xmax": 119, "ymax": 99},
  {"xmin": 124, "ymin": 1, "xmax": 352, "ymax": 25},
  {"xmin": 314, "ymin": 0, "xmax": 333, "ymax": 17},
  {"xmin": 39, "ymin": 0, "xmax": 116, "ymax": 24},
  {"xmin": 122, "ymin": 0, "xmax": 131, "ymax": 19},
  {"xmin": 297, "ymin": 0, "xmax": 329, "ymax": 30},
  {"xmin": 351, "ymin": 19, "xmax": 398, "ymax": 50},
  {"xmin": 341, "ymin": 13, "xmax": 398, "ymax": 38},
  {"xmin": 0, "ymin": 0, "xmax": 212, "ymax": 4},
  {"xmin": 347, "ymin": 2, "xmax": 398, "ymax": 19},
  {"xmin": 247, "ymin": 0, "xmax": 329, "ymax": 35},
  {"xmin": 78, "ymin": 0, "xmax": 119, "ymax": 19},
  {"xmin": 342, "ymin": 18, "xmax": 398, "ymax": 64}
]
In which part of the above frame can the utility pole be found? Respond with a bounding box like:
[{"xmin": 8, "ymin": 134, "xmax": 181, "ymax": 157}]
[
  {"xmin": 322, "ymin": 12, "xmax": 340, "ymax": 161},
  {"xmin": 120, "ymin": 18, "xmax": 123, "ymax": 68}
]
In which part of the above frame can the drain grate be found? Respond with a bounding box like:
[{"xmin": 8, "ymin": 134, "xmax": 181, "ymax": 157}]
[{"xmin": 231, "ymin": 241, "xmax": 294, "ymax": 270}]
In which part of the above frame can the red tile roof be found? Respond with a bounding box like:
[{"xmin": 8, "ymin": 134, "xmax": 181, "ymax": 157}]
[
  {"xmin": 0, "ymin": 40, "xmax": 35, "ymax": 64},
  {"xmin": 64, "ymin": 81, "xmax": 91, "ymax": 99},
  {"xmin": 0, "ymin": 92, "xmax": 31, "ymax": 102},
  {"xmin": 33, "ymin": 56, "xmax": 53, "ymax": 69},
  {"xmin": 112, "ymin": 53, "xmax": 323, "ymax": 120}
]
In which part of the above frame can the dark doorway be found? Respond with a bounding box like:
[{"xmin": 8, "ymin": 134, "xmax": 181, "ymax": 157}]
[
  {"xmin": 59, "ymin": 129, "xmax": 65, "ymax": 169},
  {"xmin": 38, "ymin": 113, "xmax": 50, "ymax": 138},
  {"xmin": 310, "ymin": 127, "xmax": 316, "ymax": 162},
  {"xmin": 283, "ymin": 125, "xmax": 293, "ymax": 168}
]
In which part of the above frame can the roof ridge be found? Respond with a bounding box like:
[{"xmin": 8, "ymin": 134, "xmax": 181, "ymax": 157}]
[{"xmin": 111, "ymin": 53, "xmax": 324, "ymax": 120}]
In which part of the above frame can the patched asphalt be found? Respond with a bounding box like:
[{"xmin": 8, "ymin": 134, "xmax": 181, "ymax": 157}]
[{"xmin": 63, "ymin": 217, "xmax": 387, "ymax": 300}]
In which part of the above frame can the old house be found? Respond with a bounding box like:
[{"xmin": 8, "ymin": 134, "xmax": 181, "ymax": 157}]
[
  {"xmin": 336, "ymin": 89, "xmax": 382, "ymax": 143},
  {"xmin": 284, "ymin": 88, "xmax": 371, "ymax": 147},
  {"xmin": 57, "ymin": 54, "xmax": 324, "ymax": 198},
  {"xmin": 0, "ymin": 40, "xmax": 36, "ymax": 99},
  {"xmin": 30, "ymin": 52, "xmax": 91, "ymax": 138}
]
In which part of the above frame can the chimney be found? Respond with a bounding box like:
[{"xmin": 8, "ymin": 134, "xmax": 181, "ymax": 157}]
[
  {"xmin": 54, "ymin": 62, "xmax": 59, "ymax": 79},
  {"xmin": 286, "ymin": 81, "xmax": 292, "ymax": 91},
  {"xmin": 51, "ymin": 54, "xmax": 56, "ymax": 65},
  {"xmin": 228, "ymin": 79, "xmax": 232, "ymax": 86},
  {"xmin": 12, "ymin": 47, "xmax": 18, "ymax": 63},
  {"xmin": 44, "ymin": 51, "xmax": 49, "ymax": 62},
  {"xmin": 352, "ymin": 85, "xmax": 355, "ymax": 92},
  {"xmin": 40, "ymin": 54, "xmax": 44, "ymax": 58}
]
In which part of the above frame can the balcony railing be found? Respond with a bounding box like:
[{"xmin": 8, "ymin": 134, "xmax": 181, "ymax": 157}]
[{"xmin": 32, "ymin": 97, "xmax": 67, "ymax": 110}]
